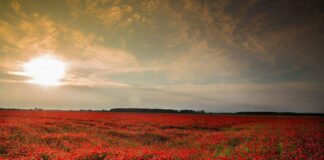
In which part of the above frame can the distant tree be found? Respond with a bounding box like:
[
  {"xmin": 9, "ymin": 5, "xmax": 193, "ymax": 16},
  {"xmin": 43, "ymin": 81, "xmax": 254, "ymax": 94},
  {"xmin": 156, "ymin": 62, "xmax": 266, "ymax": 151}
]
[{"xmin": 109, "ymin": 108, "xmax": 206, "ymax": 114}]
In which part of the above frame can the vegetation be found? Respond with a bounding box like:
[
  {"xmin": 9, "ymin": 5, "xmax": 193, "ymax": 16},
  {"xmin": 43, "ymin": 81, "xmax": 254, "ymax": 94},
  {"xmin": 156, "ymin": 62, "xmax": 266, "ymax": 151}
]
[
  {"xmin": 0, "ymin": 110, "xmax": 323, "ymax": 159},
  {"xmin": 1, "ymin": 107, "xmax": 322, "ymax": 116},
  {"xmin": 109, "ymin": 108, "xmax": 205, "ymax": 114}
]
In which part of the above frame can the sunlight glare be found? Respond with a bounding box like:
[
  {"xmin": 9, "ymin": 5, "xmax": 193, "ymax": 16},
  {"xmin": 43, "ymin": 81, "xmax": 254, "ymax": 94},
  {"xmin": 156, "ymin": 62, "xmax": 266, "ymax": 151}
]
[{"xmin": 22, "ymin": 54, "xmax": 66, "ymax": 86}]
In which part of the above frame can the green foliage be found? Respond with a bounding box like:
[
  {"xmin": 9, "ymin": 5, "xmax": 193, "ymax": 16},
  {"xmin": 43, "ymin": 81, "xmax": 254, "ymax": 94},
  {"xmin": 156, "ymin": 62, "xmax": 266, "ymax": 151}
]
[
  {"xmin": 224, "ymin": 148, "xmax": 231, "ymax": 157},
  {"xmin": 0, "ymin": 146, "xmax": 7, "ymax": 154},
  {"xmin": 142, "ymin": 154, "xmax": 155, "ymax": 159},
  {"xmin": 40, "ymin": 154, "xmax": 50, "ymax": 160},
  {"xmin": 228, "ymin": 138, "xmax": 241, "ymax": 147},
  {"xmin": 108, "ymin": 130, "xmax": 130, "ymax": 138},
  {"xmin": 213, "ymin": 145, "xmax": 224, "ymax": 157},
  {"xmin": 277, "ymin": 142, "xmax": 283, "ymax": 154},
  {"xmin": 139, "ymin": 133, "xmax": 169, "ymax": 145},
  {"xmin": 83, "ymin": 153, "xmax": 107, "ymax": 160}
]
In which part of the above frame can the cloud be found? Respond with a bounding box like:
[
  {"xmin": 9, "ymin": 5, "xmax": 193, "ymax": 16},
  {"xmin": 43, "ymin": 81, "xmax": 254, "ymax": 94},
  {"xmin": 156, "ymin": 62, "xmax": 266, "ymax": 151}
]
[
  {"xmin": 63, "ymin": 0, "xmax": 324, "ymax": 84},
  {"xmin": 1, "ymin": 0, "xmax": 323, "ymax": 112},
  {"xmin": 162, "ymin": 41, "xmax": 243, "ymax": 84},
  {"xmin": 1, "ymin": 77, "xmax": 323, "ymax": 112},
  {"xmin": 0, "ymin": 14, "xmax": 58, "ymax": 61},
  {"xmin": 61, "ymin": 44, "xmax": 140, "ymax": 87},
  {"xmin": 0, "ymin": 2, "xmax": 157, "ymax": 88},
  {"xmin": 145, "ymin": 81, "xmax": 324, "ymax": 112}
]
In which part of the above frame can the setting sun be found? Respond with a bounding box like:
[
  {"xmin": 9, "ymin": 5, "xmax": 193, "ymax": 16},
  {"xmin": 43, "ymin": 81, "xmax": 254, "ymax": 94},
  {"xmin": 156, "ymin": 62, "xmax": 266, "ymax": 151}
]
[{"xmin": 22, "ymin": 55, "xmax": 66, "ymax": 86}]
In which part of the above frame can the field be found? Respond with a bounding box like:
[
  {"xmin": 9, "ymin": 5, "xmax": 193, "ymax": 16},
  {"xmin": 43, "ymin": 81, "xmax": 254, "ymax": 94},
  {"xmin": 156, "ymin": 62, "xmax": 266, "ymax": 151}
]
[{"xmin": 0, "ymin": 110, "xmax": 323, "ymax": 160}]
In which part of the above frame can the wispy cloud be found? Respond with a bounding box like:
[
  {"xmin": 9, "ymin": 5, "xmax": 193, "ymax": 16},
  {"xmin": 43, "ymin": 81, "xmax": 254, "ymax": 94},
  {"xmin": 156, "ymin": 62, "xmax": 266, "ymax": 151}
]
[{"xmin": 0, "ymin": 0, "xmax": 323, "ymax": 112}]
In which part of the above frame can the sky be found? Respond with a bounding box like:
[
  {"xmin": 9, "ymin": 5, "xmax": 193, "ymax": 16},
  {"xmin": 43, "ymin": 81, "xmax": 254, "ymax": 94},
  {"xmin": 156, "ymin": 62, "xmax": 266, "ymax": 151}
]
[{"xmin": 0, "ymin": 0, "xmax": 323, "ymax": 113}]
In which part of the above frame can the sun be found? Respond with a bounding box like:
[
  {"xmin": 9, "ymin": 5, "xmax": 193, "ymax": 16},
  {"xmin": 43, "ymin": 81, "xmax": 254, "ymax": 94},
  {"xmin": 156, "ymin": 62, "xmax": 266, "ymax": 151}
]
[{"xmin": 22, "ymin": 54, "xmax": 66, "ymax": 86}]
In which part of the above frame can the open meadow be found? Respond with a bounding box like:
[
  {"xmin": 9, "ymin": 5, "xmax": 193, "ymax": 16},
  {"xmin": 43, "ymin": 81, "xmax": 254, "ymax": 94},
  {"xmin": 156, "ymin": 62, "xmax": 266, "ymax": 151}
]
[{"xmin": 0, "ymin": 110, "xmax": 323, "ymax": 160}]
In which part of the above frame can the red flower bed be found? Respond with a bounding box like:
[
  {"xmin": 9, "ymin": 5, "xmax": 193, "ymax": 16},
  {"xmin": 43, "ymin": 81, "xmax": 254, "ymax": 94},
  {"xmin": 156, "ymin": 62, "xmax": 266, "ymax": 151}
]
[{"xmin": 0, "ymin": 110, "xmax": 323, "ymax": 159}]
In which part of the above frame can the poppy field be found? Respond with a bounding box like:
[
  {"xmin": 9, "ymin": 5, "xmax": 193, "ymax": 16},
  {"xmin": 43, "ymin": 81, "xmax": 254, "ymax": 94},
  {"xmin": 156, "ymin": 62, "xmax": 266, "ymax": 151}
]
[{"xmin": 0, "ymin": 110, "xmax": 323, "ymax": 160}]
